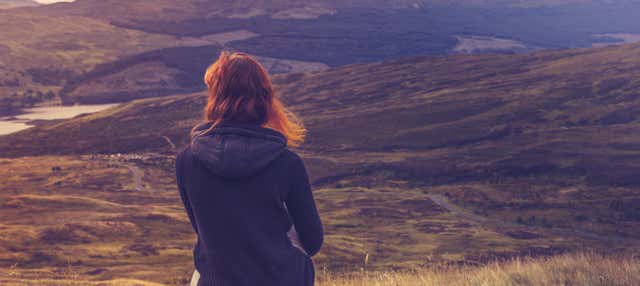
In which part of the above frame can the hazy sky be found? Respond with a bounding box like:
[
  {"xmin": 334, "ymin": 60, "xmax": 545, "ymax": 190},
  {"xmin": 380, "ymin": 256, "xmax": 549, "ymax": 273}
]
[{"xmin": 35, "ymin": 0, "xmax": 75, "ymax": 3}]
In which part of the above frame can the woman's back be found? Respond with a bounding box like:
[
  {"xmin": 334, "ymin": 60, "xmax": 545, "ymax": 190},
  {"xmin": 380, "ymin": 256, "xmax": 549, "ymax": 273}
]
[{"xmin": 176, "ymin": 121, "xmax": 323, "ymax": 286}]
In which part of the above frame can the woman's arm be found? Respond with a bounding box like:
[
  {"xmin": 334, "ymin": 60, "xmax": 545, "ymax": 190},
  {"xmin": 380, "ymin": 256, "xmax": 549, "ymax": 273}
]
[
  {"xmin": 176, "ymin": 147, "xmax": 199, "ymax": 235},
  {"xmin": 285, "ymin": 152, "xmax": 324, "ymax": 256}
]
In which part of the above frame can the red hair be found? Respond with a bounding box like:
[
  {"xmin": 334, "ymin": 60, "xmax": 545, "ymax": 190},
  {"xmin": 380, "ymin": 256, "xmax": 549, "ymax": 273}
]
[{"xmin": 200, "ymin": 51, "xmax": 305, "ymax": 146}]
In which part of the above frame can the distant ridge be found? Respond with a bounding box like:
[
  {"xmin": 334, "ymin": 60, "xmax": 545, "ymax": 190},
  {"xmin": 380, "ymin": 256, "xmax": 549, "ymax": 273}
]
[
  {"xmin": 3, "ymin": 42, "xmax": 640, "ymax": 188},
  {"xmin": 38, "ymin": 0, "xmax": 430, "ymax": 22},
  {"xmin": 3, "ymin": 0, "xmax": 640, "ymax": 116},
  {"xmin": 37, "ymin": 0, "xmax": 605, "ymax": 22}
]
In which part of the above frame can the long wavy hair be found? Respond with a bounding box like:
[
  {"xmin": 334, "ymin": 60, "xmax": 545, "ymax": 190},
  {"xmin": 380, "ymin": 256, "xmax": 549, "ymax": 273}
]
[{"xmin": 198, "ymin": 51, "xmax": 306, "ymax": 146}]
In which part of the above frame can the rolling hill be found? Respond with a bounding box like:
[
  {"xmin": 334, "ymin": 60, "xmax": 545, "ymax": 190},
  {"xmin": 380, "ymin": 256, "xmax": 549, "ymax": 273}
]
[
  {"xmin": 0, "ymin": 8, "xmax": 227, "ymax": 114},
  {"xmin": 2, "ymin": 43, "xmax": 640, "ymax": 283},
  {"xmin": 37, "ymin": 0, "xmax": 610, "ymax": 24},
  {"xmin": 57, "ymin": 44, "xmax": 327, "ymax": 104},
  {"xmin": 2, "ymin": 39, "xmax": 640, "ymax": 284},
  {"xmin": 4, "ymin": 43, "xmax": 640, "ymax": 163},
  {"xmin": 4, "ymin": 0, "xmax": 640, "ymax": 284},
  {"xmin": 3, "ymin": 0, "xmax": 640, "ymax": 115},
  {"xmin": 44, "ymin": 0, "xmax": 428, "ymax": 20},
  {"xmin": 3, "ymin": 42, "xmax": 640, "ymax": 226}
]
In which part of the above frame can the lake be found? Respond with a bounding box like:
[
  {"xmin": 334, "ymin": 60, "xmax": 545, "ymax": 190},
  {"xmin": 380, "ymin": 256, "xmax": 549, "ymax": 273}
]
[{"xmin": 0, "ymin": 104, "xmax": 119, "ymax": 136}]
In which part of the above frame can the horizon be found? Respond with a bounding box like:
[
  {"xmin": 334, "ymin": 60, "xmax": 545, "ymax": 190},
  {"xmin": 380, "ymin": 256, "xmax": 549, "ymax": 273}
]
[{"xmin": 34, "ymin": 0, "xmax": 74, "ymax": 3}]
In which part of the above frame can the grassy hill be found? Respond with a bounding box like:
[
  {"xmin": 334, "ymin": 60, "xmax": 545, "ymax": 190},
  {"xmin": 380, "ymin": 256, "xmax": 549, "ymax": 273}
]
[
  {"xmin": 42, "ymin": 0, "xmax": 428, "ymax": 21},
  {"xmin": 38, "ymin": 0, "xmax": 610, "ymax": 24},
  {"xmin": 2, "ymin": 43, "xmax": 640, "ymax": 283},
  {"xmin": 4, "ymin": 43, "xmax": 640, "ymax": 188},
  {"xmin": 3, "ymin": 1, "xmax": 640, "ymax": 284},
  {"xmin": 58, "ymin": 44, "xmax": 328, "ymax": 105},
  {"xmin": 18, "ymin": 1, "xmax": 640, "ymax": 105},
  {"xmin": 56, "ymin": 45, "xmax": 223, "ymax": 105},
  {"xmin": 2, "ymin": 43, "xmax": 640, "ymax": 271},
  {"xmin": 4, "ymin": 43, "xmax": 640, "ymax": 166},
  {"xmin": 0, "ymin": 8, "xmax": 223, "ymax": 114},
  {"xmin": 4, "ymin": 0, "xmax": 640, "ymax": 114},
  {"xmin": 0, "ymin": 152, "xmax": 638, "ymax": 284}
]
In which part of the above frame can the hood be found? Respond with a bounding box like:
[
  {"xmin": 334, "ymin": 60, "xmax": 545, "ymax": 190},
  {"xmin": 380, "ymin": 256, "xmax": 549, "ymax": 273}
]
[{"xmin": 189, "ymin": 121, "xmax": 287, "ymax": 178}]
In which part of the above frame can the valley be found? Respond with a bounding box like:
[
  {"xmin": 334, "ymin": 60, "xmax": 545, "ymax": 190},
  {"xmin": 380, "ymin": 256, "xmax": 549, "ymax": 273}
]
[
  {"xmin": 2, "ymin": 41, "xmax": 640, "ymax": 283},
  {"xmin": 3, "ymin": 0, "xmax": 640, "ymax": 114},
  {"xmin": 3, "ymin": 0, "xmax": 640, "ymax": 284},
  {"xmin": 2, "ymin": 152, "xmax": 638, "ymax": 284}
]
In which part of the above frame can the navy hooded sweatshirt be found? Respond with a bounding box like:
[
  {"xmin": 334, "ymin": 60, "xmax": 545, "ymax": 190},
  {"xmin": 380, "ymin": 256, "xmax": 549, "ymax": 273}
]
[{"xmin": 175, "ymin": 121, "xmax": 324, "ymax": 286}]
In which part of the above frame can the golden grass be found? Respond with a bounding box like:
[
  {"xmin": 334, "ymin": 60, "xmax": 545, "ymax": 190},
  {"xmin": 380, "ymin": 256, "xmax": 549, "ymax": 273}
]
[
  {"xmin": 317, "ymin": 253, "xmax": 640, "ymax": 286},
  {"xmin": 0, "ymin": 12, "xmax": 209, "ymax": 70},
  {"xmin": 0, "ymin": 278, "xmax": 165, "ymax": 286},
  {"xmin": 3, "ymin": 253, "xmax": 637, "ymax": 285}
]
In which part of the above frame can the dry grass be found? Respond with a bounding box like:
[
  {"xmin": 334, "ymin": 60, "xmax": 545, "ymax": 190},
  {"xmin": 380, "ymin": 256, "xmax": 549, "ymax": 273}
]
[
  {"xmin": 3, "ymin": 253, "xmax": 637, "ymax": 285},
  {"xmin": 2, "ymin": 155, "xmax": 640, "ymax": 283},
  {"xmin": 317, "ymin": 253, "xmax": 640, "ymax": 286}
]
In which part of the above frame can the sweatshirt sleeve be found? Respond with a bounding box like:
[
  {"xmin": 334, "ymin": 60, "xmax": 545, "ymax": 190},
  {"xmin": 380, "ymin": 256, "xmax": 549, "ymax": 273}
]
[
  {"xmin": 285, "ymin": 152, "xmax": 324, "ymax": 256},
  {"xmin": 176, "ymin": 147, "xmax": 199, "ymax": 235}
]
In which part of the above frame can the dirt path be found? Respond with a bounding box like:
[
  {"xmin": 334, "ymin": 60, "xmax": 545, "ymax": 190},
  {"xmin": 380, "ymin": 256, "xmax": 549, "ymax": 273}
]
[
  {"xmin": 124, "ymin": 163, "xmax": 146, "ymax": 191},
  {"xmin": 93, "ymin": 154, "xmax": 153, "ymax": 192},
  {"xmin": 107, "ymin": 160, "xmax": 146, "ymax": 191},
  {"xmin": 426, "ymin": 194, "xmax": 639, "ymax": 244},
  {"xmin": 427, "ymin": 194, "xmax": 489, "ymax": 223}
]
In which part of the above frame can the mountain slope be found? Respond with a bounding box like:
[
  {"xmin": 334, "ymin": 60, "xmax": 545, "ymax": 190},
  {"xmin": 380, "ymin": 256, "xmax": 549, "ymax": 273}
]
[
  {"xmin": 4, "ymin": 0, "xmax": 640, "ymax": 115},
  {"xmin": 57, "ymin": 44, "xmax": 328, "ymax": 105},
  {"xmin": 0, "ymin": 9, "xmax": 223, "ymax": 114},
  {"xmin": 38, "ymin": 0, "xmax": 606, "ymax": 23},
  {"xmin": 40, "ymin": 0, "xmax": 428, "ymax": 22},
  {"xmin": 3, "ymin": 43, "xmax": 640, "ymax": 187},
  {"xmin": 2, "ymin": 44, "xmax": 640, "ymax": 279},
  {"xmin": 40, "ymin": 0, "xmax": 640, "ymax": 108}
]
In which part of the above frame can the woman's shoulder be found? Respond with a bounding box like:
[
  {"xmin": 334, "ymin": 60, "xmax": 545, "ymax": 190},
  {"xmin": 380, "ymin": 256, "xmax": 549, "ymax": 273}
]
[
  {"xmin": 277, "ymin": 148, "xmax": 308, "ymax": 175},
  {"xmin": 280, "ymin": 148, "xmax": 304, "ymax": 164},
  {"xmin": 175, "ymin": 145, "xmax": 195, "ymax": 171}
]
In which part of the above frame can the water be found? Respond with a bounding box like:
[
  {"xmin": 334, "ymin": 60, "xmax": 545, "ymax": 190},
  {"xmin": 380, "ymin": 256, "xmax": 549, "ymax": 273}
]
[
  {"xmin": 0, "ymin": 104, "xmax": 119, "ymax": 136},
  {"xmin": 0, "ymin": 121, "xmax": 31, "ymax": 135}
]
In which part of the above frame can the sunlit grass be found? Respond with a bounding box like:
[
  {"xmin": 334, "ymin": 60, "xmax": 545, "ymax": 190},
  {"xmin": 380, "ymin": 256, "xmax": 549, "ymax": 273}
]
[
  {"xmin": 317, "ymin": 253, "xmax": 640, "ymax": 286},
  {"xmin": 3, "ymin": 253, "xmax": 637, "ymax": 286}
]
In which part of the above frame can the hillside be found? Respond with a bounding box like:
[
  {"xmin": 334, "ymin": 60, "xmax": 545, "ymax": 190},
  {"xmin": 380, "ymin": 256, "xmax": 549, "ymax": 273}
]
[
  {"xmin": 42, "ymin": 0, "xmax": 428, "ymax": 21},
  {"xmin": 4, "ymin": 43, "xmax": 640, "ymax": 187},
  {"xmin": 0, "ymin": 9, "xmax": 224, "ymax": 114},
  {"xmin": 38, "ymin": 0, "xmax": 607, "ymax": 23},
  {"xmin": 3, "ymin": 0, "xmax": 640, "ymax": 114},
  {"xmin": 54, "ymin": 1, "xmax": 640, "ymax": 107},
  {"xmin": 4, "ymin": 43, "xmax": 640, "ymax": 164},
  {"xmin": 2, "ymin": 43, "xmax": 640, "ymax": 258},
  {"xmin": 2, "ymin": 43, "xmax": 640, "ymax": 283},
  {"xmin": 58, "ymin": 44, "xmax": 328, "ymax": 105},
  {"xmin": 4, "ymin": 1, "xmax": 640, "ymax": 284}
]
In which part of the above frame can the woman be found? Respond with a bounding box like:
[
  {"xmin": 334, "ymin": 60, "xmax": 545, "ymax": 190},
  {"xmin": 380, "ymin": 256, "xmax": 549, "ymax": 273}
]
[{"xmin": 175, "ymin": 51, "xmax": 324, "ymax": 286}]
